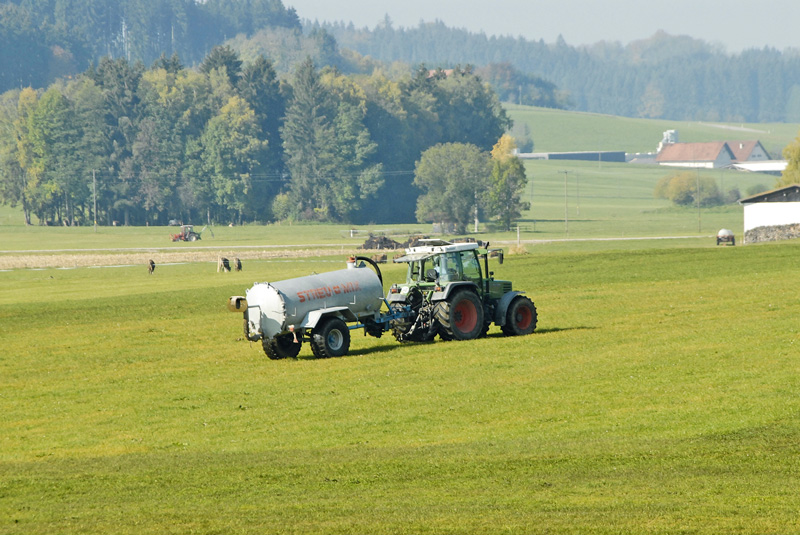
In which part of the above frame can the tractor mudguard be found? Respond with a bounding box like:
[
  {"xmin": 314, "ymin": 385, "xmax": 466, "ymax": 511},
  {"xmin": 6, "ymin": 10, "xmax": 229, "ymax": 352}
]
[
  {"xmin": 493, "ymin": 291, "xmax": 525, "ymax": 327},
  {"xmin": 298, "ymin": 306, "xmax": 354, "ymax": 331},
  {"xmin": 431, "ymin": 281, "xmax": 480, "ymax": 302}
]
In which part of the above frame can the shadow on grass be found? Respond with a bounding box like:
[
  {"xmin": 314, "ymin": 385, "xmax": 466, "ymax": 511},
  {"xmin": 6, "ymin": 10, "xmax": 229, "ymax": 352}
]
[
  {"xmin": 294, "ymin": 326, "xmax": 597, "ymax": 360},
  {"xmin": 294, "ymin": 343, "xmax": 401, "ymax": 360},
  {"xmin": 483, "ymin": 325, "xmax": 596, "ymax": 338}
]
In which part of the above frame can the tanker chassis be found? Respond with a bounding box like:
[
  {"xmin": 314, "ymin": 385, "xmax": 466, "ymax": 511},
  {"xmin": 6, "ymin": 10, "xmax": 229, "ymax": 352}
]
[{"xmin": 228, "ymin": 240, "xmax": 537, "ymax": 359}]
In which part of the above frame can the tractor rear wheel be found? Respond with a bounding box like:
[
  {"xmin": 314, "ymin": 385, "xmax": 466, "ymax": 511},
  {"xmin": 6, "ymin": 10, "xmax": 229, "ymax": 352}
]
[
  {"xmin": 262, "ymin": 333, "xmax": 302, "ymax": 359},
  {"xmin": 311, "ymin": 317, "xmax": 350, "ymax": 358},
  {"xmin": 435, "ymin": 289, "xmax": 484, "ymax": 341},
  {"xmin": 501, "ymin": 296, "xmax": 537, "ymax": 336}
]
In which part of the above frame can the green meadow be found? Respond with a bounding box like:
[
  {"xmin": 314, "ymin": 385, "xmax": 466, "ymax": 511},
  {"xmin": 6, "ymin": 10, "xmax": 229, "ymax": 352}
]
[
  {"xmin": 2, "ymin": 239, "xmax": 800, "ymax": 534},
  {"xmin": 2, "ymin": 106, "xmax": 799, "ymax": 533}
]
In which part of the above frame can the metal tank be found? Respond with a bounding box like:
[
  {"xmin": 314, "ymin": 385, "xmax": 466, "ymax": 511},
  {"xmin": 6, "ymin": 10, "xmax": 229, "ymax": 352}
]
[{"xmin": 229, "ymin": 263, "xmax": 385, "ymax": 342}]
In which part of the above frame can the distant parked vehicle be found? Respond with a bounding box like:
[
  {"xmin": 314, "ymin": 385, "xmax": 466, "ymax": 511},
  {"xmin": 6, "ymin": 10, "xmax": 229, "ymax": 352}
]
[{"xmin": 716, "ymin": 229, "xmax": 735, "ymax": 246}]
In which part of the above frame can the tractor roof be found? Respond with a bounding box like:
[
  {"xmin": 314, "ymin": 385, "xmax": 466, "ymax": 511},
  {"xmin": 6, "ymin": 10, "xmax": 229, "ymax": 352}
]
[{"xmin": 394, "ymin": 239, "xmax": 480, "ymax": 263}]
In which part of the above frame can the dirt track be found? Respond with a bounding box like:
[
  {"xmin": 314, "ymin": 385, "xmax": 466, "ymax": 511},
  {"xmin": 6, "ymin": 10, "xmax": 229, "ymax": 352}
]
[
  {"xmin": 0, "ymin": 247, "xmax": 359, "ymax": 270},
  {"xmin": 1, "ymin": 235, "xmax": 713, "ymax": 270}
]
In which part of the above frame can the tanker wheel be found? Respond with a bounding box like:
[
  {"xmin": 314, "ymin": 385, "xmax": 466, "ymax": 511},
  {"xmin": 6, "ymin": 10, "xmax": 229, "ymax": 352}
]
[
  {"xmin": 311, "ymin": 317, "xmax": 351, "ymax": 358},
  {"xmin": 435, "ymin": 289, "xmax": 484, "ymax": 341},
  {"xmin": 262, "ymin": 334, "xmax": 302, "ymax": 360},
  {"xmin": 501, "ymin": 296, "xmax": 538, "ymax": 336}
]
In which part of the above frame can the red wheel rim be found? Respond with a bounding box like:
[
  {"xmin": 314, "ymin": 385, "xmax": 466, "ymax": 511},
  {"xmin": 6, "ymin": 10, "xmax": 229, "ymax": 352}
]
[
  {"xmin": 454, "ymin": 299, "xmax": 478, "ymax": 333},
  {"xmin": 515, "ymin": 305, "xmax": 532, "ymax": 330}
]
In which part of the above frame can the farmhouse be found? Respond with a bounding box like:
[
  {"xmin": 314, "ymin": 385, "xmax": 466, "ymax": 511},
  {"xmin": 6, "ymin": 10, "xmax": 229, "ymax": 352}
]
[
  {"xmin": 655, "ymin": 139, "xmax": 773, "ymax": 169},
  {"xmin": 738, "ymin": 184, "xmax": 800, "ymax": 243},
  {"xmin": 655, "ymin": 141, "xmax": 736, "ymax": 169}
]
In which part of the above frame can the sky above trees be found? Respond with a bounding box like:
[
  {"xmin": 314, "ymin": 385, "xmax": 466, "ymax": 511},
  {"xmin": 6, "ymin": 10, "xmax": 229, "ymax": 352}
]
[{"xmin": 286, "ymin": 0, "xmax": 800, "ymax": 53}]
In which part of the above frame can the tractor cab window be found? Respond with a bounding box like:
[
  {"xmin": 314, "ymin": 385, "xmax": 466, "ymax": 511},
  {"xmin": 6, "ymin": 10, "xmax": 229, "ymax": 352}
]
[
  {"xmin": 435, "ymin": 252, "xmax": 461, "ymax": 283},
  {"xmin": 409, "ymin": 261, "xmax": 422, "ymax": 282},
  {"xmin": 460, "ymin": 250, "xmax": 482, "ymax": 286}
]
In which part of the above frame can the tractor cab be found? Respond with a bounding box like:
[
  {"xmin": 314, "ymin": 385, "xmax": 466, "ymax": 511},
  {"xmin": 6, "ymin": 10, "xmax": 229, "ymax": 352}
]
[{"xmin": 394, "ymin": 239, "xmax": 485, "ymax": 290}]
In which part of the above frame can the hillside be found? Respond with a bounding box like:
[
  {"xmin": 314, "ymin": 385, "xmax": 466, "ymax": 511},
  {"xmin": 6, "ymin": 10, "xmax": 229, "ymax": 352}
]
[{"xmin": 505, "ymin": 105, "xmax": 799, "ymax": 156}]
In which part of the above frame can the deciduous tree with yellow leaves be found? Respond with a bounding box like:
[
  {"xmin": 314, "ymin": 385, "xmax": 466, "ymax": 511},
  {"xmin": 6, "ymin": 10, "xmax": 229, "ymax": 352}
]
[{"xmin": 485, "ymin": 134, "xmax": 529, "ymax": 231}]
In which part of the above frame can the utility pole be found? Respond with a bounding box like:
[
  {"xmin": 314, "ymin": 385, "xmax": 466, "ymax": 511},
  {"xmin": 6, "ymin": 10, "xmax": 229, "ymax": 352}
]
[
  {"xmin": 92, "ymin": 169, "xmax": 97, "ymax": 233},
  {"xmin": 562, "ymin": 170, "xmax": 569, "ymax": 236}
]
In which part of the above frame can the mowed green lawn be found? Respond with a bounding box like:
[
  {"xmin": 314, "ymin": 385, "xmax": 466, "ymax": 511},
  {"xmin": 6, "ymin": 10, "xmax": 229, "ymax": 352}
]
[{"xmin": 2, "ymin": 239, "xmax": 799, "ymax": 534}]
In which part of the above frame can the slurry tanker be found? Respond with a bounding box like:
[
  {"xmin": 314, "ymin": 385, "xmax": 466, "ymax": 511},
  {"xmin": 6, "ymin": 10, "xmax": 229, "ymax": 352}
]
[{"xmin": 228, "ymin": 239, "xmax": 537, "ymax": 359}]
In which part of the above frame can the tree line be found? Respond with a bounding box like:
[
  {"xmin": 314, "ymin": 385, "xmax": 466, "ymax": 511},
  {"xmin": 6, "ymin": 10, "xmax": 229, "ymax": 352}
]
[
  {"xmin": 0, "ymin": 0, "xmax": 300, "ymax": 93},
  {"xmin": 0, "ymin": 50, "xmax": 519, "ymax": 227},
  {"xmin": 321, "ymin": 22, "xmax": 800, "ymax": 123}
]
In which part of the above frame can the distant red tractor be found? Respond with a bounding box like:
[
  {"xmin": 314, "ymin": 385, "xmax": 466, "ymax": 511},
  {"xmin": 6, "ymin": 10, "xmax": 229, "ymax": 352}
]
[{"xmin": 171, "ymin": 224, "xmax": 203, "ymax": 242}]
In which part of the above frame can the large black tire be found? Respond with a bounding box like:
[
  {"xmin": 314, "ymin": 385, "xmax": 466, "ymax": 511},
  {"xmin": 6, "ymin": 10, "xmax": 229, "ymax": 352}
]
[
  {"xmin": 311, "ymin": 317, "xmax": 351, "ymax": 358},
  {"xmin": 435, "ymin": 289, "xmax": 484, "ymax": 341},
  {"xmin": 262, "ymin": 333, "xmax": 302, "ymax": 360},
  {"xmin": 501, "ymin": 296, "xmax": 537, "ymax": 336}
]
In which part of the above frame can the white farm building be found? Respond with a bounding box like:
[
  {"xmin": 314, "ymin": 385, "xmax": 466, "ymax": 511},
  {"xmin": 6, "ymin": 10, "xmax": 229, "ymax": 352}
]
[{"xmin": 738, "ymin": 184, "xmax": 800, "ymax": 243}]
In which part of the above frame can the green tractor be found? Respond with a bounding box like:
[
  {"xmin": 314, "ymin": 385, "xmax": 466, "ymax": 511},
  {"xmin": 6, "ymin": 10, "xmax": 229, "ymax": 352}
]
[{"xmin": 386, "ymin": 239, "xmax": 537, "ymax": 342}]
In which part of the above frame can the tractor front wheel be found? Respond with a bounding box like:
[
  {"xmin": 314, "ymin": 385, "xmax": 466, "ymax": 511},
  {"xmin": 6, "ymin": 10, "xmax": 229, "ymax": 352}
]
[
  {"xmin": 262, "ymin": 333, "xmax": 302, "ymax": 360},
  {"xmin": 311, "ymin": 318, "xmax": 351, "ymax": 358},
  {"xmin": 501, "ymin": 296, "xmax": 537, "ymax": 336},
  {"xmin": 435, "ymin": 290, "xmax": 484, "ymax": 341}
]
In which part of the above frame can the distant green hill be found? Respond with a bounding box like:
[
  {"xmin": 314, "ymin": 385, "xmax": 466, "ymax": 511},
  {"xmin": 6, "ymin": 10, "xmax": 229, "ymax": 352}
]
[{"xmin": 506, "ymin": 104, "xmax": 799, "ymax": 156}]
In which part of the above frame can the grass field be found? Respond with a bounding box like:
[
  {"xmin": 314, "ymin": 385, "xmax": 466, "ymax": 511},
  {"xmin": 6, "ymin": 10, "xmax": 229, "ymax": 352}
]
[
  {"xmin": 1, "ymin": 106, "xmax": 799, "ymax": 533},
  {"xmin": 506, "ymin": 105, "xmax": 800, "ymax": 156},
  {"xmin": 2, "ymin": 238, "xmax": 799, "ymax": 533}
]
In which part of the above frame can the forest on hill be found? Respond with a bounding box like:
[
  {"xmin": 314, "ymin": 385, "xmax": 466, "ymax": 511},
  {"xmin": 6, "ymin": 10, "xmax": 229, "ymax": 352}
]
[
  {"xmin": 319, "ymin": 21, "xmax": 800, "ymax": 123},
  {"xmin": 4, "ymin": 1, "xmax": 800, "ymax": 123},
  {"xmin": 0, "ymin": 0, "xmax": 300, "ymax": 91}
]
